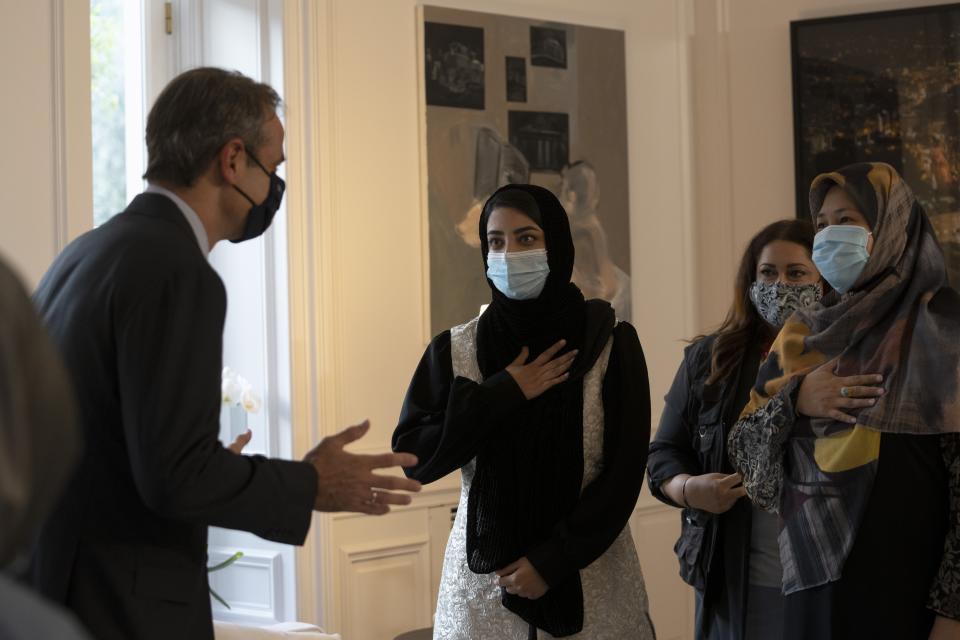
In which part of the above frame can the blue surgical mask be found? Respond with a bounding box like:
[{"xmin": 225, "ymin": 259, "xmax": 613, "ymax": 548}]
[
  {"xmin": 486, "ymin": 249, "xmax": 549, "ymax": 300},
  {"xmin": 812, "ymin": 225, "xmax": 872, "ymax": 294}
]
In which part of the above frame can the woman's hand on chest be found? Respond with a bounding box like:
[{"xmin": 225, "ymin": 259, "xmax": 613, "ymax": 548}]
[{"xmin": 506, "ymin": 339, "xmax": 578, "ymax": 400}]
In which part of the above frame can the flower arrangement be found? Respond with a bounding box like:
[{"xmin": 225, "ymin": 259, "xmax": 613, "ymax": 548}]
[
  {"xmin": 210, "ymin": 367, "xmax": 260, "ymax": 609},
  {"xmin": 221, "ymin": 366, "xmax": 262, "ymax": 414}
]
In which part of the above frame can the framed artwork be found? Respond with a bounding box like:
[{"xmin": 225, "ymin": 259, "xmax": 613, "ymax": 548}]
[
  {"xmin": 425, "ymin": 22, "xmax": 485, "ymax": 110},
  {"xmin": 792, "ymin": 3, "xmax": 960, "ymax": 284},
  {"xmin": 419, "ymin": 6, "xmax": 631, "ymax": 336}
]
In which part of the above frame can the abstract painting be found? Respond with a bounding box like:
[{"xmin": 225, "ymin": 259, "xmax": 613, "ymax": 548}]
[{"xmin": 421, "ymin": 7, "xmax": 631, "ymax": 335}]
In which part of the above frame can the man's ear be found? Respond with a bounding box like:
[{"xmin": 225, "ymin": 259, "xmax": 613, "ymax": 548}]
[{"xmin": 217, "ymin": 138, "xmax": 246, "ymax": 185}]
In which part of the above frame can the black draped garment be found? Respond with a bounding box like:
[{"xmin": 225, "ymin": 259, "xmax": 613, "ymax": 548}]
[
  {"xmin": 392, "ymin": 319, "xmax": 650, "ymax": 619},
  {"xmin": 29, "ymin": 194, "xmax": 317, "ymax": 640},
  {"xmin": 394, "ymin": 184, "xmax": 651, "ymax": 637}
]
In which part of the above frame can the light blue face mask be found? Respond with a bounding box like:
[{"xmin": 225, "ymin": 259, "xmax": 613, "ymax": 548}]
[
  {"xmin": 486, "ymin": 249, "xmax": 550, "ymax": 300},
  {"xmin": 812, "ymin": 225, "xmax": 872, "ymax": 294}
]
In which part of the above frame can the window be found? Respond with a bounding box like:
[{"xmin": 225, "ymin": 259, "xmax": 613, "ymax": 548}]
[
  {"xmin": 88, "ymin": 0, "xmax": 299, "ymax": 623},
  {"xmin": 90, "ymin": 0, "xmax": 147, "ymax": 226}
]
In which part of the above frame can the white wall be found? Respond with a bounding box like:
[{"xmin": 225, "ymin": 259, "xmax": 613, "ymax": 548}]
[
  {"xmin": 282, "ymin": 0, "xmax": 698, "ymax": 635},
  {"xmin": 691, "ymin": 0, "xmax": 940, "ymax": 330},
  {"xmin": 0, "ymin": 0, "xmax": 90, "ymax": 289},
  {"xmin": 0, "ymin": 0, "xmax": 56, "ymax": 286}
]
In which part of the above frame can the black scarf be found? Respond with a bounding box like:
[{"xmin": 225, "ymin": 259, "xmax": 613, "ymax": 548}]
[{"xmin": 469, "ymin": 184, "xmax": 615, "ymax": 636}]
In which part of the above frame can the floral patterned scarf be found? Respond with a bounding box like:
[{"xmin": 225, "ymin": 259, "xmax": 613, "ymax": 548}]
[{"xmin": 729, "ymin": 162, "xmax": 960, "ymax": 594}]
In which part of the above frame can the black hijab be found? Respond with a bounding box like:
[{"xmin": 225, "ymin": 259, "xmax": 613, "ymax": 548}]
[{"xmin": 469, "ymin": 184, "xmax": 615, "ymax": 636}]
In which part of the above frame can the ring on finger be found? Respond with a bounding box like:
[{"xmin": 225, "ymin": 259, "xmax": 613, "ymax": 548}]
[
  {"xmin": 840, "ymin": 387, "xmax": 850, "ymax": 398},
  {"xmin": 366, "ymin": 489, "xmax": 378, "ymax": 505}
]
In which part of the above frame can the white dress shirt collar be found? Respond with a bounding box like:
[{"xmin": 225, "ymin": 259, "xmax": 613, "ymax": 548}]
[{"xmin": 144, "ymin": 184, "xmax": 210, "ymax": 257}]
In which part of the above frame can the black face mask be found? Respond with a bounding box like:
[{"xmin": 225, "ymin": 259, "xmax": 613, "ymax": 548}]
[{"xmin": 230, "ymin": 150, "xmax": 286, "ymax": 243}]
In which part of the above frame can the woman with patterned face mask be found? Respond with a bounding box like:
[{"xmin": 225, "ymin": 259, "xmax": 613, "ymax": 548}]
[
  {"xmin": 392, "ymin": 185, "xmax": 655, "ymax": 639},
  {"xmin": 728, "ymin": 162, "xmax": 960, "ymax": 640},
  {"xmin": 647, "ymin": 219, "xmax": 823, "ymax": 640}
]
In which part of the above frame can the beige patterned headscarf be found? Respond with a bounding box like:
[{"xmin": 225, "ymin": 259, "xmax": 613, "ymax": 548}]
[
  {"xmin": 798, "ymin": 162, "xmax": 960, "ymax": 435},
  {"xmin": 0, "ymin": 257, "xmax": 79, "ymax": 566},
  {"xmin": 729, "ymin": 162, "xmax": 960, "ymax": 594}
]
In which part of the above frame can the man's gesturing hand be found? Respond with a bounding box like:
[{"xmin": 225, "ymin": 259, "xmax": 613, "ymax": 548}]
[{"xmin": 303, "ymin": 420, "xmax": 422, "ymax": 515}]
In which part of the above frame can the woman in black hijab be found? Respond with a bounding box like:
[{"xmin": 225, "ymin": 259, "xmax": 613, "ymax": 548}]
[{"xmin": 393, "ymin": 185, "xmax": 654, "ymax": 639}]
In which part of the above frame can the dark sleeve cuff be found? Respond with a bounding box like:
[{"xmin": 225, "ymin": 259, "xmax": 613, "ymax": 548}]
[
  {"xmin": 526, "ymin": 537, "xmax": 574, "ymax": 588},
  {"xmin": 255, "ymin": 458, "xmax": 317, "ymax": 546},
  {"xmin": 479, "ymin": 370, "xmax": 526, "ymax": 416},
  {"xmin": 646, "ymin": 458, "xmax": 691, "ymax": 508}
]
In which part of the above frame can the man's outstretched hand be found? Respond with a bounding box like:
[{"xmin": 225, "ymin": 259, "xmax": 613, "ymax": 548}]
[{"xmin": 303, "ymin": 420, "xmax": 422, "ymax": 515}]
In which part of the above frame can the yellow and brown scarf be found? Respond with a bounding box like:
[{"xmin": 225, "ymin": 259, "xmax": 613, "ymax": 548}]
[{"xmin": 729, "ymin": 162, "xmax": 960, "ymax": 594}]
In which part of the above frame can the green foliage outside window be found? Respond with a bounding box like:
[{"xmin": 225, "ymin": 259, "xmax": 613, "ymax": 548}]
[{"xmin": 90, "ymin": 0, "xmax": 127, "ymax": 227}]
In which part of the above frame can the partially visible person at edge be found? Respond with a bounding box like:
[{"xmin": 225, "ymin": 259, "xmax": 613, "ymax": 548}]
[
  {"xmin": 392, "ymin": 185, "xmax": 655, "ymax": 639},
  {"xmin": 0, "ymin": 255, "xmax": 89, "ymax": 639},
  {"xmin": 728, "ymin": 162, "xmax": 960, "ymax": 639},
  {"xmin": 647, "ymin": 219, "xmax": 825, "ymax": 639},
  {"xmin": 29, "ymin": 67, "xmax": 421, "ymax": 640}
]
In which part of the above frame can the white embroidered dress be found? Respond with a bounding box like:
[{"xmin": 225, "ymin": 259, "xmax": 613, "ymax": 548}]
[{"xmin": 432, "ymin": 316, "xmax": 655, "ymax": 640}]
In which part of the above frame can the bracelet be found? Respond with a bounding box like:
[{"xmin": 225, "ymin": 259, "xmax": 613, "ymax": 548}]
[{"xmin": 681, "ymin": 476, "xmax": 691, "ymax": 508}]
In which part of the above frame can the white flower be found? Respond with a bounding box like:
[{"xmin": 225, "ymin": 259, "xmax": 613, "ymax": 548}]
[
  {"xmin": 223, "ymin": 366, "xmax": 262, "ymax": 413},
  {"xmin": 222, "ymin": 375, "xmax": 242, "ymax": 406},
  {"xmin": 240, "ymin": 388, "xmax": 262, "ymax": 414}
]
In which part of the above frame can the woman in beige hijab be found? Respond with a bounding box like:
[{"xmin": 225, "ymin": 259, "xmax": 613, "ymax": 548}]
[{"xmin": 0, "ymin": 255, "xmax": 89, "ymax": 639}]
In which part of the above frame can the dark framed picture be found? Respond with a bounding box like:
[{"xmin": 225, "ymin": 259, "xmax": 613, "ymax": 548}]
[
  {"xmin": 505, "ymin": 56, "xmax": 527, "ymax": 102},
  {"xmin": 791, "ymin": 4, "xmax": 960, "ymax": 283},
  {"xmin": 530, "ymin": 26, "xmax": 567, "ymax": 69},
  {"xmin": 508, "ymin": 111, "xmax": 570, "ymax": 172},
  {"xmin": 424, "ymin": 22, "xmax": 485, "ymax": 110}
]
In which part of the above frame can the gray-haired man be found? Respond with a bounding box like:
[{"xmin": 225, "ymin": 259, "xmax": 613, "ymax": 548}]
[{"xmin": 30, "ymin": 67, "xmax": 420, "ymax": 640}]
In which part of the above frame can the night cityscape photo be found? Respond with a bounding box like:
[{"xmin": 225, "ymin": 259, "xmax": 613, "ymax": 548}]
[{"xmin": 792, "ymin": 5, "xmax": 960, "ymax": 284}]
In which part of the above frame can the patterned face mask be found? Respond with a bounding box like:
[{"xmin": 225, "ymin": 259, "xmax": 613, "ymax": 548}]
[{"xmin": 749, "ymin": 281, "xmax": 824, "ymax": 328}]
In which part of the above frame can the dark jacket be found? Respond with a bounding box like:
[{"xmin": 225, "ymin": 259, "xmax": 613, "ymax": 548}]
[
  {"xmin": 30, "ymin": 194, "xmax": 318, "ymax": 640},
  {"xmin": 647, "ymin": 334, "xmax": 762, "ymax": 640}
]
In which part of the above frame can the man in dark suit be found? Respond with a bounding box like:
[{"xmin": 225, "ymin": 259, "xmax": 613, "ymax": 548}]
[{"xmin": 30, "ymin": 67, "xmax": 421, "ymax": 640}]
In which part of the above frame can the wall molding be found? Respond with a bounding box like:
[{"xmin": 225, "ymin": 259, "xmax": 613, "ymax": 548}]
[
  {"xmin": 690, "ymin": 0, "xmax": 737, "ymax": 332},
  {"xmin": 51, "ymin": 0, "xmax": 68, "ymax": 255},
  {"xmin": 282, "ymin": 0, "xmax": 342, "ymax": 628},
  {"xmin": 675, "ymin": 0, "xmax": 698, "ymax": 340},
  {"xmin": 337, "ymin": 536, "xmax": 431, "ymax": 638},
  {"xmin": 51, "ymin": 0, "xmax": 93, "ymax": 254},
  {"xmin": 209, "ymin": 547, "xmax": 285, "ymax": 625}
]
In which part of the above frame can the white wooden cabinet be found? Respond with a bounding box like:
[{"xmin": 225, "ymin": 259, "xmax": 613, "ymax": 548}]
[{"xmin": 325, "ymin": 475, "xmax": 693, "ymax": 639}]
